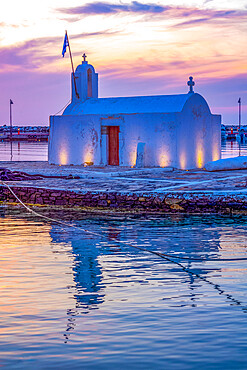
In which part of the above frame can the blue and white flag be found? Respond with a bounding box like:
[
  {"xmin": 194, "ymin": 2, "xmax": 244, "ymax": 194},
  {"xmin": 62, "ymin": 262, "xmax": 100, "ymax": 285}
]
[{"xmin": 62, "ymin": 32, "xmax": 69, "ymax": 57}]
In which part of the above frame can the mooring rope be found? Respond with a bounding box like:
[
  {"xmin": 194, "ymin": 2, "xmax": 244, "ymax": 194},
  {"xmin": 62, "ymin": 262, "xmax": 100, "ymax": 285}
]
[
  {"xmin": 1, "ymin": 180, "xmax": 247, "ymax": 262},
  {"xmin": 1, "ymin": 180, "xmax": 247, "ymax": 311},
  {"xmin": 0, "ymin": 180, "xmax": 101, "ymax": 238},
  {"xmin": 53, "ymin": 99, "xmax": 71, "ymax": 116}
]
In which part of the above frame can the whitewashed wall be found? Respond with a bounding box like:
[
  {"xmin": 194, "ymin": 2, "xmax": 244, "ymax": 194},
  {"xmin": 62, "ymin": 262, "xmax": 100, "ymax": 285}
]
[
  {"xmin": 49, "ymin": 115, "xmax": 101, "ymax": 165},
  {"xmin": 49, "ymin": 94, "xmax": 221, "ymax": 169},
  {"xmin": 177, "ymin": 94, "xmax": 221, "ymax": 169},
  {"xmin": 49, "ymin": 113, "xmax": 178, "ymax": 167}
]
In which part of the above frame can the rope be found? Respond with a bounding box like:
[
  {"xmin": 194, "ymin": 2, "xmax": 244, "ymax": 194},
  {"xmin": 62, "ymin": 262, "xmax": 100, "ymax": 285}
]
[
  {"xmin": 1, "ymin": 180, "xmax": 246, "ymax": 310},
  {"xmin": 53, "ymin": 99, "xmax": 71, "ymax": 116},
  {"xmin": 1, "ymin": 180, "xmax": 247, "ymax": 262},
  {"xmin": 1, "ymin": 181, "xmax": 101, "ymax": 238}
]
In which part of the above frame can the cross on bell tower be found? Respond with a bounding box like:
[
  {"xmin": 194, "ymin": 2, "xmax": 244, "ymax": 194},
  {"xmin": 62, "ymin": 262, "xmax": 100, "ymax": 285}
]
[
  {"xmin": 187, "ymin": 76, "xmax": 195, "ymax": 93},
  {"xmin": 82, "ymin": 53, "xmax": 87, "ymax": 62}
]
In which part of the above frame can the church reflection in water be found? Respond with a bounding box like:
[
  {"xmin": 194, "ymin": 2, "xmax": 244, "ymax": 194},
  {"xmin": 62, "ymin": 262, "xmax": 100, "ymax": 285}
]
[
  {"xmin": 50, "ymin": 215, "xmax": 223, "ymax": 303},
  {"xmin": 49, "ymin": 221, "xmax": 124, "ymax": 341},
  {"xmin": 48, "ymin": 214, "xmax": 245, "ymax": 341},
  {"xmin": 50, "ymin": 224, "xmax": 105, "ymax": 341},
  {"xmin": 50, "ymin": 226, "xmax": 105, "ymax": 310},
  {"xmin": 72, "ymin": 237, "xmax": 104, "ymax": 310}
]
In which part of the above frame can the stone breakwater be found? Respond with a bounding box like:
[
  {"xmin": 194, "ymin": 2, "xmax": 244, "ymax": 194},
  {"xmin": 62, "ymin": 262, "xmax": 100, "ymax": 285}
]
[{"xmin": 1, "ymin": 185, "xmax": 247, "ymax": 214}]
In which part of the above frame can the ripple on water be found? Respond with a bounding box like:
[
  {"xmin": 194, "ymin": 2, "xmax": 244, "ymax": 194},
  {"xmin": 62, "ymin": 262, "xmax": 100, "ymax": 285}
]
[{"xmin": 0, "ymin": 209, "xmax": 247, "ymax": 369}]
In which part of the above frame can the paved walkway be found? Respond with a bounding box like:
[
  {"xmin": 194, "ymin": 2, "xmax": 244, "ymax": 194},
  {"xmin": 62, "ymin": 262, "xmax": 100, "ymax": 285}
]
[{"xmin": 1, "ymin": 161, "xmax": 247, "ymax": 196}]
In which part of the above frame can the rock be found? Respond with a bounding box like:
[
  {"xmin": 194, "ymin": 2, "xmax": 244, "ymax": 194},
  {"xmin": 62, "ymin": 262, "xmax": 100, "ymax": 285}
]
[
  {"xmin": 165, "ymin": 198, "xmax": 182, "ymax": 205},
  {"xmin": 36, "ymin": 197, "xmax": 43, "ymax": 204},
  {"xmin": 98, "ymin": 200, "xmax": 108, "ymax": 207},
  {"xmin": 170, "ymin": 203, "xmax": 184, "ymax": 210}
]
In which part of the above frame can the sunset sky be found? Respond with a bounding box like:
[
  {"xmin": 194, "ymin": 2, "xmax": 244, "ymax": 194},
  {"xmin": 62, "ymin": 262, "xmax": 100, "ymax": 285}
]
[{"xmin": 0, "ymin": 0, "xmax": 246, "ymax": 125}]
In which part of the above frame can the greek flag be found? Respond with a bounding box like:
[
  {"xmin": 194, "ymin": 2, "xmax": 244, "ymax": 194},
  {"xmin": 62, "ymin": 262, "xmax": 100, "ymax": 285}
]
[{"xmin": 62, "ymin": 32, "xmax": 69, "ymax": 57}]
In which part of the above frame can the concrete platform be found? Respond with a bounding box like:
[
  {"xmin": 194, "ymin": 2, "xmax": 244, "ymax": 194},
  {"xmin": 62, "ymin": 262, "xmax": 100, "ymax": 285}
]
[{"xmin": 1, "ymin": 161, "xmax": 247, "ymax": 214}]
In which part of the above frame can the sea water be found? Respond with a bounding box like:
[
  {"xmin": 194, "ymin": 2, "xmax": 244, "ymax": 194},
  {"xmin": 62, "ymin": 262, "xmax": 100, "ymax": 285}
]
[
  {"xmin": 0, "ymin": 140, "xmax": 247, "ymax": 162},
  {"xmin": 0, "ymin": 209, "xmax": 247, "ymax": 369},
  {"xmin": 0, "ymin": 141, "xmax": 48, "ymax": 161},
  {"xmin": 0, "ymin": 141, "xmax": 247, "ymax": 368}
]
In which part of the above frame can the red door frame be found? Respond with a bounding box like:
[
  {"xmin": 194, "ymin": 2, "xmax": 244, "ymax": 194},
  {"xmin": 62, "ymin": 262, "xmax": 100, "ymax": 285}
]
[{"xmin": 108, "ymin": 126, "xmax": 119, "ymax": 165}]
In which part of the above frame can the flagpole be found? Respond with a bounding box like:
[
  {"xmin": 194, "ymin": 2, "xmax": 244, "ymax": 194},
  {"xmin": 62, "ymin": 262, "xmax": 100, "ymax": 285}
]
[
  {"xmin": 9, "ymin": 99, "xmax": 13, "ymax": 161},
  {"xmin": 10, "ymin": 99, "xmax": 13, "ymax": 141},
  {"xmin": 66, "ymin": 31, "xmax": 80, "ymax": 99},
  {"xmin": 238, "ymin": 97, "xmax": 241, "ymax": 157},
  {"xmin": 238, "ymin": 98, "xmax": 241, "ymax": 131}
]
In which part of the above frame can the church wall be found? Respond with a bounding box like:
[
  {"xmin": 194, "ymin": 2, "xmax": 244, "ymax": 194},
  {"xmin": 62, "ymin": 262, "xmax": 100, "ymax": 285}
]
[
  {"xmin": 49, "ymin": 113, "xmax": 179, "ymax": 167},
  {"xmin": 176, "ymin": 94, "xmax": 221, "ymax": 169},
  {"xmin": 49, "ymin": 96, "xmax": 221, "ymax": 169},
  {"xmin": 117, "ymin": 113, "xmax": 178, "ymax": 167},
  {"xmin": 49, "ymin": 115, "xmax": 101, "ymax": 165}
]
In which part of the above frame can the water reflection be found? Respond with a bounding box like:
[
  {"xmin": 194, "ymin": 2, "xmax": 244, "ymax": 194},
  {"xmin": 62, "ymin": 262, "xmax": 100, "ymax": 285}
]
[
  {"xmin": 49, "ymin": 213, "xmax": 247, "ymax": 324},
  {"xmin": 51, "ymin": 225, "xmax": 104, "ymax": 309},
  {"xmin": 0, "ymin": 141, "xmax": 48, "ymax": 161},
  {"xmin": 221, "ymin": 140, "xmax": 247, "ymax": 158},
  {"xmin": 50, "ymin": 224, "xmax": 105, "ymax": 341},
  {"xmin": 0, "ymin": 209, "xmax": 247, "ymax": 367},
  {"xmin": 98, "ymin": 216, "xmax": 241, "ymax": 309}
]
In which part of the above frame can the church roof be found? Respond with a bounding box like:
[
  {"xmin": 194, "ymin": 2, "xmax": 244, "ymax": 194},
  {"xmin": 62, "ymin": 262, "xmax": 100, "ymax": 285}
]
[{"xmin": 63, "ymin": 93, "xmax": 194, "ymax": 115}]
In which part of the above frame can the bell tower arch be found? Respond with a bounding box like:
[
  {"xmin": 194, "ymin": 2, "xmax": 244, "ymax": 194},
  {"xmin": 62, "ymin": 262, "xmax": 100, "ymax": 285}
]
[
  {"xmin": 71, "ymin": 53, "xmax": 98, "ymax": 102},
  {"xmin": 87, "ymin": 69, "xmax": 93, "ymax": 98}
]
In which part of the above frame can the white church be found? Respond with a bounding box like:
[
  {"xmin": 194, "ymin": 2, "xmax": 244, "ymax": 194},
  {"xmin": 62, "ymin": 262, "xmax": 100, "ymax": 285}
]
[{"xmin": 49, "ymin": 55, "xmax": 221, "ymax": 169}]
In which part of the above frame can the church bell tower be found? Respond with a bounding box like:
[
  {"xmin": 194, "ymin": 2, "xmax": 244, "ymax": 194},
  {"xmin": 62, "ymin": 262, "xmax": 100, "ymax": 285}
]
[{"xmin": 72, "ymin": 54, "xmax": 98, "ymax": 102}]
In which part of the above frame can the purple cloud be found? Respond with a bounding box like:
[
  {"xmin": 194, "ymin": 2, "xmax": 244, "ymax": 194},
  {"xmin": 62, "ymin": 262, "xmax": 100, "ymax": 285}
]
[
  {"xmin": 0, "ymin": 31, "xmax": 118, "ymax": 70},
  {"xmin": 173, "ymin": 17, "xmax": 210, "ymax": 27},
  {"xmin": 0, "ymin": 38, "xmax": 59, "ymax": 68},
  {"xmin": 70, "ymin": 30, "xmax": 120, "ymax": 38},
  {"xmin": 59, "ymin": 2, "xmax": 247, "ymax": 29},
  {"xmin": 59, "ymin": 1, "xmax": 168, "ymax": 15}
]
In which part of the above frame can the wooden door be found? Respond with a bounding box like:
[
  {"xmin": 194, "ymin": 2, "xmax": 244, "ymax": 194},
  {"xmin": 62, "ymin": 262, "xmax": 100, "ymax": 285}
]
[{"xmin": 108, "ymin": 126, "xmax": 119, "ymax": 165}]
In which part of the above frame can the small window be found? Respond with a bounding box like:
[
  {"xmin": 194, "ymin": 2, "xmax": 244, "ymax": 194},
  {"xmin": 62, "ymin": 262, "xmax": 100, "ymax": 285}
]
[{"xmin": 87, "ymin": 69, "xmax": 92, "ymax": 98}]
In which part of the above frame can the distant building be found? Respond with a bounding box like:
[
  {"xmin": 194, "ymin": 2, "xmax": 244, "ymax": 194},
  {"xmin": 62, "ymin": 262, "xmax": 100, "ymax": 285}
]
[{"xmin": 49, "ymin": 56, "xmax": 221, "ymax": 169}]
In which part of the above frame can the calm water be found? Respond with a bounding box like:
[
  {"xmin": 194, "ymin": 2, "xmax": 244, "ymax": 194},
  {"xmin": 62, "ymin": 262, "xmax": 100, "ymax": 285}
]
[
  {"xmin": 0, "ymin": 141, "xmax": 48, "ymax": 161},
  {"xmin": 221, "ymin": 140, "xmax": 247, "ymax": 159},
  {"xmin": 0, "ymin": 140, "xmax": 247, "ymax": 161},
  {"xmin": 1, "ymin": 141, "xmax": 247, "ymax": 368},
  {"xmin": 0, "ymin": 209, "xmax": 247, "ymax": 369}
]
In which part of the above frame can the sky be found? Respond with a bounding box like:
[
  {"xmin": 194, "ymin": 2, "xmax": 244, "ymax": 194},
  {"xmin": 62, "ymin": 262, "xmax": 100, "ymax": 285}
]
[{"xmin": 0, "ymin": 0, "xmax": 246, "ymax": 126}]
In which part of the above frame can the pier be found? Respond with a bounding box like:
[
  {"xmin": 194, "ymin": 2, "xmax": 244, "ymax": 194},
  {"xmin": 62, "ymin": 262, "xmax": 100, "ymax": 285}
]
[{"xmin": 1, "ymin": 161, "xmax": 247, "ymax": 214}]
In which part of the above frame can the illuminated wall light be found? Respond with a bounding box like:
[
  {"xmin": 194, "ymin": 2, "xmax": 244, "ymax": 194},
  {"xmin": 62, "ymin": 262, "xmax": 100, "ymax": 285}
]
[
  {"xmin": 212, "ymin": 145, "xmax": 220, "ymax": 161},
  {"xmin": 179, "ymin": 152, "xmax": 186, "ymax": 170},
  {"xmin": 196, "ymin": 147, "xmax": 204, "ymax": 168},
  {"xmin": 59, "ymin": 149, "xmax": 68, "ymax": 165},
  {"xmin": 83, "ymin": 150, "xmax": 94, "ymax": 166},
  {"xmin": 132, "ymin": 151, "xmax": 137, "ymax": 167},
  {"xmin": 159, "ymin": 153, "xmax": 169, "ymax": 168}
]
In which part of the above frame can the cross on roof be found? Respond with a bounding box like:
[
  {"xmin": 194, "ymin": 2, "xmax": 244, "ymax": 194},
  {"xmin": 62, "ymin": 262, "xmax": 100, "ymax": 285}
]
[
  {"xmin": 82, "ymin": 53, "xmax": 87, "ymax": 62},
  {"xmin": 187, "ymin": 76, "xmax": 195, "ymax": 93}
]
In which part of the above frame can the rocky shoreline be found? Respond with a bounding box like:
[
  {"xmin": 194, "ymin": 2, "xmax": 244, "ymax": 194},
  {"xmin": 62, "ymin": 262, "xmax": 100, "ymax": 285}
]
[
  {"xmin": 1, "ymin": 185, "xmax": 247, "ymax": 215},
  {"xmin": 1, "ymin": 162, "xmax": 247, "ymax": 214}
]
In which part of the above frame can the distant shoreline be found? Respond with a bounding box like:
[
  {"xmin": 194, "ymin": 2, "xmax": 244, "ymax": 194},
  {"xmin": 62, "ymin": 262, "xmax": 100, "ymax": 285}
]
[{"xmin": 0, "ymin": 125, "xmax": 49, "ymax": 142}]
